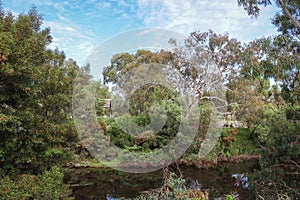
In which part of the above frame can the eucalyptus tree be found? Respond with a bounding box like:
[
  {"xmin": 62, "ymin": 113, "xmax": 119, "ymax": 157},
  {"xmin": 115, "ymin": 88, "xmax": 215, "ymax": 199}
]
[{"xmin": 237, "ymin": 0, "xmax": 300, "ymax": 39}]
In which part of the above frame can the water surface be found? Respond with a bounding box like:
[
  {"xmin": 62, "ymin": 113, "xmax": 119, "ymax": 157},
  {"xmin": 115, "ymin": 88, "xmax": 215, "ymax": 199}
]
[{"xmin": 64, "ymin": 160, "xmax": 259, "ymax": 200}]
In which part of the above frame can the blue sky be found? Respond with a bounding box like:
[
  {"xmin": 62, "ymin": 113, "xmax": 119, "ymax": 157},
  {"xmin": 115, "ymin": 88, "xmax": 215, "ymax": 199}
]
[{"xmin": 2, "ymin": 0, "xmax": 281, "ymax": 67}]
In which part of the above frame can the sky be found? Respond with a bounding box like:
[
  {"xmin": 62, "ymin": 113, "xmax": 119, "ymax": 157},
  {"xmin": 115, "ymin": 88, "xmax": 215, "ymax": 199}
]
[{"xmin": 1, "ymin": 0, "xmax": 281, "ymax": 67}]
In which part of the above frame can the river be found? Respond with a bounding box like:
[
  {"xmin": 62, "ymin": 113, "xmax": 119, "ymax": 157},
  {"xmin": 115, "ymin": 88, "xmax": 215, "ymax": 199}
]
[{"xmin": 63, "ymin": 160, "xmax": 259, "ymax": 200}]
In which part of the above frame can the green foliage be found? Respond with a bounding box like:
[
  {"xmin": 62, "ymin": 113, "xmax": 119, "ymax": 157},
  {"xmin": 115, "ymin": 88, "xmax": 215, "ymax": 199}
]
[
  {"xmin": 228, "ymin": 33, "xmax": 299, "ymax": 129},
  {"xmin": 250, "ymin": 107, "xmax": 300, "ymax": 199},
  {"xmin": 198, "ymin": 101, "xmax": 213, "ymax": 135},
  {"xmin": 228, "ymin": 75, "xmax": 269, "ymax": 130},
  {"xmin": 253, "ymin": 124, "xmax": 270, "ymax": 143},
  {"xmin": 103, "ymin": 50, "xmax": 173, "ymax": 85},
  {"xmin": 0, "ymin": 5, "xmax": 79, "ymax": 175},
  {"xmin": 128, "ymin": 83, "xmax": 177, "ymax": 117},
  {"xmin": 95, "ymin": 83, "xmax": 110, "ymax": 116},
  {"xmin": 225, "ymin": 194, "xmax": 234, "ymax": 200},
  {"xmin": 286, "ymin": 104, "xmax": 300, "ymax": 120},
  {"xmin": 253, "ymin": 106, "xmax": 286, "ymax": 143},
  {"xmin": 0, "ymin": 166, "xmax": 73, "ymax": 200},
  {"xmin": 185, "ymin": 101, "xmax": 213, "ymax": 155},
  {"xmin": 105, "ymin": 99, "xmax": 181, "ymax": 153},
  {"xmin": 209, "ymin": 128, "xmax": 258, "ymax": 158},
  {"xmin": 105, "ymin": 117, "xmax": 134, "ymax": 149},
  {"xmin": 135, "ymin": 170, "xmax": 209, "ymax": 200},
  {"xmin": 228, "ymin": 128, "xmax": 258, "ymax": 155},
  {"xmin": 237, "ymin": 0, "xmax": 300, "ymax": 39}
]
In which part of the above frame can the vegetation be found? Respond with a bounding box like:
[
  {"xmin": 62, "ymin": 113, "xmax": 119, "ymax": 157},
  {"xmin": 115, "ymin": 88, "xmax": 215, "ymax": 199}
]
[
  {"xmin": 134, "ymin": 169, "xmax": 209, "ymax": 200},
  {"xmin": 0, "ymin": 0, "xmax": 299, "ymax": 199},
  {"xmin": 0, "ymin": 167, "xmax": 73, "ymax": 200},
  {"xmin": 250, "ymin": 107, "xmax": 299, "ymax": 199},
  {"xmin": 238, "ymin": 0, "xmax": 300, "ymax": 39},
  {"xmin": 0, "ymin": 4, "xmax": 77, "ymax": 199}
]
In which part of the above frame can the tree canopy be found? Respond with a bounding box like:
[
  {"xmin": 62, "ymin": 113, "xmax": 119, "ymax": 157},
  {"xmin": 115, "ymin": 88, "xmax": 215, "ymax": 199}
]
[
  {"xmin": 0, "ymin": 2, "xmax": 299, "ymax": 199},
  {"xmin": 0, "ymin": 5, "xmax": 80, "ymax": 174},
  {"xmin": 237, "ymin": 0, "xmax": 300, "ymax": 39}
]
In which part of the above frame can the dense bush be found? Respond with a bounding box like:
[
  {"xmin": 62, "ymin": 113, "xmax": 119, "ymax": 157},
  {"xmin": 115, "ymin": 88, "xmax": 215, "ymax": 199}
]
[
  {"xmin": 134, "ymin": 170, "xmax": 209, "ymax": 200},
  {"xmin": 286, "ymin": 104, "xmax": 300, "ymax": 120},
  {"xmin": 0, "ymin": 166, "xmax": 73, "ymax": 200},
  {"xmin": 0, "ymin": 5, "xmax": 79, "ymax": 175},
  {"xmin": 250, "ymin": 107, "xmax": 300, "ymax": 199},
  {"xmin": 104, "ymin": 99, "xmax": 182, "ymax": 153},
  {"xmin": 219, "ymin": 128, "xmax": 258, "ymax": 157}
]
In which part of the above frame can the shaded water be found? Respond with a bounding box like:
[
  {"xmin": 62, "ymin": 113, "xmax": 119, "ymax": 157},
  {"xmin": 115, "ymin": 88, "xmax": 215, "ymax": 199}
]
[{"xmin": 64, "ymin": 160, "xmax": 259, "ymax": 200}]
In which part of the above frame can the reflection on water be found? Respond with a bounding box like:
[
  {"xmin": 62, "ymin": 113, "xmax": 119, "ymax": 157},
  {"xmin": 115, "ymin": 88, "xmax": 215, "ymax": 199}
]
[
  {"xmin": 232, "ymin": 173, "xmax": 249, "ymax": 189},
  {"xmin": 64, "ymin": 168, "xmax": 163, "ymax": 199},
  {"xmin": 180, "ymin": 161, "xmax": 259, "ymax": 199},
  {"xmin": 63, "ymin": 160, "xmax": 259, "ymax": 200}
]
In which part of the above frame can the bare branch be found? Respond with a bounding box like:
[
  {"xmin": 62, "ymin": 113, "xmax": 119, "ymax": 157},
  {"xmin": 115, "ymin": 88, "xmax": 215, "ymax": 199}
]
[{"xmin": 200, "ymin": 96, "xmax": 228, "ymax": 105}]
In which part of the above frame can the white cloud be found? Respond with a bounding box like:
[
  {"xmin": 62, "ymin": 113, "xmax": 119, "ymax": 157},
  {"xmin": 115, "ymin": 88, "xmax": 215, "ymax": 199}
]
[
  {"xmin": 3, "ymin": 0, "xmax": 281, "ymax": 67},
  {"xmin": 43, "ymin": 21, "xmax": 95, "ymax": 66},
  {"xmin": 3, "ymin": 0, "xmax": 96, "ymax": 66},
  {"xmin": 137, "ymin": 0, "xmax": 280, "ymax": 42},
  {"xmin": 57, "ymin": 14, "xmax": 69, "ymax": 21},
  {"xmin": 3, "ymin": 7, "xmax": 19, "ymax": 16},
  {"xmin": 87, "ymin": 0, "xmax": 111, "ymax": 9}
]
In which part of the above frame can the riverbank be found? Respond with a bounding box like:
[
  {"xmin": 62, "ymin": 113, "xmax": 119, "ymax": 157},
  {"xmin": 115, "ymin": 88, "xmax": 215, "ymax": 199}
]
[{"xmin": 66, "ymin": 154, "xmax": 260, "ymax": 170}]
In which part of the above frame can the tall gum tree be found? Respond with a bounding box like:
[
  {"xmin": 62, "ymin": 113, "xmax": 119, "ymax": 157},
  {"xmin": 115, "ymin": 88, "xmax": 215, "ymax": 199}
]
[{"xmin": 237, "ymin": 0, "xmax": 300, "ymax": 39}]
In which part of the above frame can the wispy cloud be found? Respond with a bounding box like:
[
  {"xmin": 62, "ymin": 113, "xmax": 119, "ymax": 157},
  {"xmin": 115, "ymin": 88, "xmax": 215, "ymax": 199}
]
[
  {"xmin": 136, "ymin": 0, "xmax": 280, "ymax": 42},
  {"xmin": 3, "ymin": 0, "xmax": 97, "ymax": 66},
  {"xmin": 43, "ymin": 21, "xmax": 95, "ymax": 66},
  {"xmin": 2, "ymin": 0, "xmax": 281, "ymax": 67}
]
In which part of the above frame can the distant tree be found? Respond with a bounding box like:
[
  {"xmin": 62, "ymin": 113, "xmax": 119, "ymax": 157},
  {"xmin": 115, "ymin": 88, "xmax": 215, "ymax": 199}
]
[
  {"xmin": 239, "ymin": 35, "xmax": 300, "ymax": 104},
  {"xmin": 227, "ymin": 78, "xmax": 269, "ymax": 131},
  {"xmin": 102, "ymin": 31, "xmax": 245, "ymax": 155},
  {"xmin": 103, "ymin": 49, "xmax": 174, "ymax": 85},
  {"xmin": 170, "ymin": 30, "xmax": 242, "ymax": 100},
  {"xmin": 103, "ymin": 49, "xmax": 176, "ymax": 115},
  {"xmin": 95, "ymin": 82, "xmax": 110, "ymax": 117}
]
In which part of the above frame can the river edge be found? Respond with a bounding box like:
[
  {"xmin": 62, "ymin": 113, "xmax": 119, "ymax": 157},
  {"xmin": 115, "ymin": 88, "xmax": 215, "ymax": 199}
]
[
  {"xmin": 64, "ymin": 154, "xmax": 260, "ymax": 170},
  {"xmin": 63, "ymin": 156, "xmax": 260, "ymax": 199}
]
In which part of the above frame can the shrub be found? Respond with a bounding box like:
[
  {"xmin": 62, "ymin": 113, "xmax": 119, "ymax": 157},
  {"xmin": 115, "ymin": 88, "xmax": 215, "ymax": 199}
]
[
  {"xmin": 250, "ymin": 107, "xmax": 300, "ymax": 199},
  {"xmin": 134, "ymin": 169, "xmax": 209, "ymax": 200},
  {"xmin": 285, "ymin": 104, "xmax": 300, "ymax": 120},
  {"xmin": 105, "ymin": 99, "xmax": 182, "ymax": 153},
  {"xmin": 0, "ymin": 166, "xmax": 74, "ymax": 200}
]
